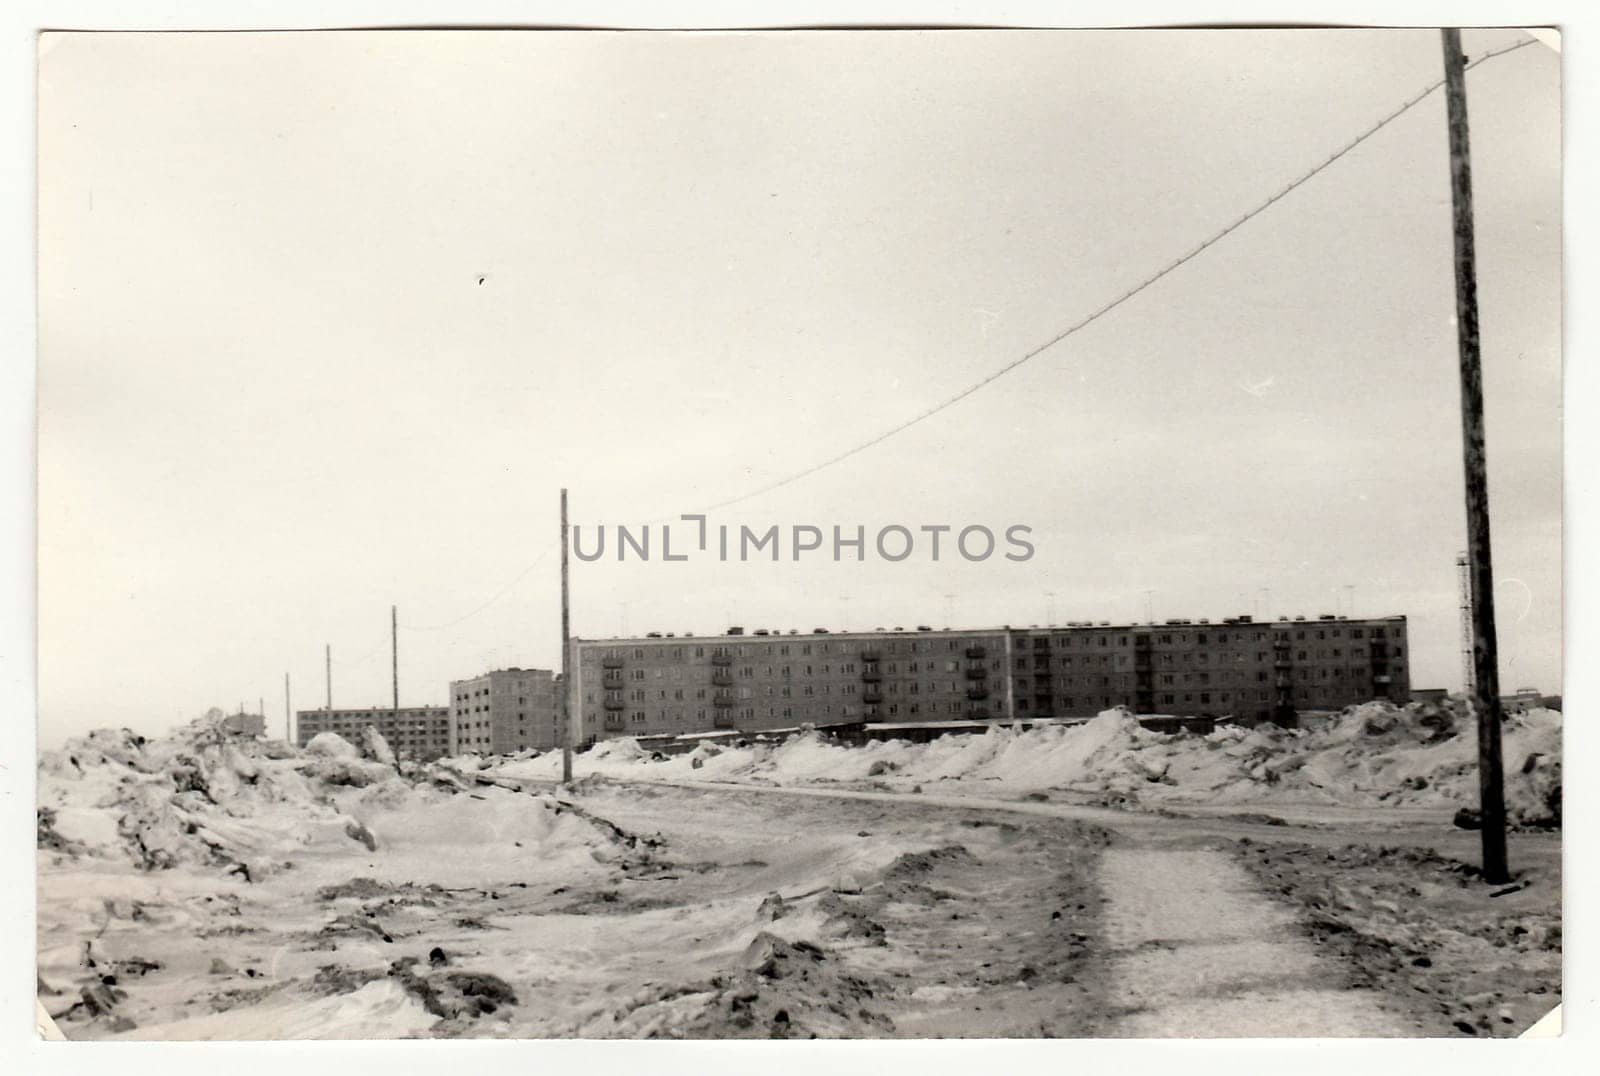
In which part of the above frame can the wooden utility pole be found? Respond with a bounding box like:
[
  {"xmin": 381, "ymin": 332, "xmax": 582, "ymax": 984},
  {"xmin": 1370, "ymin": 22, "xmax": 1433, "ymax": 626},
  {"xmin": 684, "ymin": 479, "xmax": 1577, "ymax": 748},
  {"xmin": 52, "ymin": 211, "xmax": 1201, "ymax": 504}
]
[
  {"xmin": 391, "ymin": 605, "xmax": 400, "ymax": 715},
  {"xmin": 1441, "ymin": 28, "xmax": 1509, "ymax": 884},
  {"xmin": 560, "ymin": 489, "xmax": 574, "ymax": 784},
  {"xmin": 325, "ymin": 644, "xmax": 332, "ymax": 711}
]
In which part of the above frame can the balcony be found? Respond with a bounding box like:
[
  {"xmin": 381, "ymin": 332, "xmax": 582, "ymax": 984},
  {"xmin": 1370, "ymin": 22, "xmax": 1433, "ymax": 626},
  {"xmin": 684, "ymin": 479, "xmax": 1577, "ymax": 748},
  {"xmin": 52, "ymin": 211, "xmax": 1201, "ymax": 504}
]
[
  {"xmin": 967, "ymin": 686, "xmax": 990, "ymax": 701},
  {"xmin": 863, "ymin": 690, "xmax": 884, "ymax": 705},
  {"xmin": 861, "ymin": 668, "xmax": 882, "ymax": 682},
  {"xmin": 603, "ymin": 697, "xmax": 625, "ymax": 711},
  {"xmin": 710, "ymin": 653, "xmax": 733, "ymax": 666},
  {"xmin": 964, "ymin": 666, "xmax": 988, "ymax": 680},
  {"xmin": 860, "ymin": 649, "xmax": 883, "ymax": 663},
  {"xmin": 712, "ymin": 696, "xmax": 735, "ymax": 708},
  {"xmin": 711, "ymin": 671, "xmax": 734, "ymax": 686},
  {"xmin": 713, "ymin": 712, "xmax": 736, "ymax": 729},
  {"xmin": 601, "ymin": 671, "xmax": 625, "ymax": 687},
  {"xmin": 602, "ymin": 657, "xmax": 624, "ymax": 669},
  {"xmin": 965, "ymin": 646, "xmax": 987, "ymax": 660},
  {"xmin": 603, "ymin": 716, "xmax": 627, "ymax": 731}
]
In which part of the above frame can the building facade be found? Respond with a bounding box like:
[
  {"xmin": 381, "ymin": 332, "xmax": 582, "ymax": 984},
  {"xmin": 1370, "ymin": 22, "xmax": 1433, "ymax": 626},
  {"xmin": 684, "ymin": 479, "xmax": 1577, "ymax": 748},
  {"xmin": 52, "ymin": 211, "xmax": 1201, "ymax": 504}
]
[
  {"xmin": 221, "ymin": 712, "xmax": 266, "ymax": 737},
  {"xmin": 573, "ymin": 614, "xmax": 1409, "ymax": 741},
  {"xmin": 295, "ymin": 706, "xmax": 452, "ymax": 761},
  {"xmin": 448, "ymin": 667, "xmax": 560, "ymax": 755}
]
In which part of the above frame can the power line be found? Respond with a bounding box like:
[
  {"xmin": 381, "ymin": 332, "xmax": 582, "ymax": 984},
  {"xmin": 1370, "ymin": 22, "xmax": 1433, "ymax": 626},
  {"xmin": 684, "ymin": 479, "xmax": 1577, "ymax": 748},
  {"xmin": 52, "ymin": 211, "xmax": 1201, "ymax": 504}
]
[
  {"xmin": 399, "ymin": 547, "xmax": 555, "ymax": 632},
  {"xmin": 332, "ymin": 633, "xmax": 390, "ymax": 668},
  {"xmin": 686, "ymin": 37, "xmax": 1537, "ymax": 516},
  {"xmin": 353, "ymin": 37, "xmax": 1538, "ymax": 636}
]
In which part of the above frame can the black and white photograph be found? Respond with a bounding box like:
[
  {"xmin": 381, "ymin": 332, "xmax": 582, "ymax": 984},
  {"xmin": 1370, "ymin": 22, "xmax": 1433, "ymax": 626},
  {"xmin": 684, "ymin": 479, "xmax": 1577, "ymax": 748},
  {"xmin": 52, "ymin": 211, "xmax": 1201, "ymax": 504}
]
[{"xmin": 22, "ymin": 16, "xmax": 1569, "ymax": 1047}]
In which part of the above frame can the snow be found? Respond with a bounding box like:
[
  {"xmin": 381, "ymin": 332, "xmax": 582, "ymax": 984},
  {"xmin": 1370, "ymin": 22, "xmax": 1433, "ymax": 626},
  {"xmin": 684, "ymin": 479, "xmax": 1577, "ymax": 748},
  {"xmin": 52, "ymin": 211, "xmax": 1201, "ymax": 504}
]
[
  {"xmin": 468, "ymin": 701, "xmax": 1562, "ymax": 827},
  {"xmin": 36, "ymin": 699, "xmax": 1562, "ymax": 1040},
  {"xmin": 37, "ymin": 709, "xmax": 645, "ymax": 1039}
]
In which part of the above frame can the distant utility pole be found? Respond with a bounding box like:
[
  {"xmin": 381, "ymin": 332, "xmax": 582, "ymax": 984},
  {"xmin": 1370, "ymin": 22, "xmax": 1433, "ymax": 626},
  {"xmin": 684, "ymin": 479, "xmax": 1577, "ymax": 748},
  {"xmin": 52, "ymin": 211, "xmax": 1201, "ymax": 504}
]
[
  {"xmin": 258, "ymin": 696, "xmax": 263, "ymax": 719},
  {"xmin": 1441, "ymin": 28, "xmax": 1509, "ymax": 885},
  {"xmin": 560, "ymin": 488, "xmax": 574, "ymax": 784},
  {"xmin": 391, "ymin": 605, "xmax": 400, "ymax": 715},
  {"xmin": 325, "ymin": 643, "xmax": 332, "ymax": 711}
]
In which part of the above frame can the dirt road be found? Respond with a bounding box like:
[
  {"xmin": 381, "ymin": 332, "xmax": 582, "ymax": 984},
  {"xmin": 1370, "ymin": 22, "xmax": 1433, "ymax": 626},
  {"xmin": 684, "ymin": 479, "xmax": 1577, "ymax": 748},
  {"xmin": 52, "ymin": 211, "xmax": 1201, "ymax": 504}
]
[
  {"xmin": 525, "ymin": 774, "xmax": 1560, "ymax": 1038},
  {"xmin": 1098, "ymin": 846, "xmax": 1406, "ymax": 1036},
  {"xmin": 43, "ymin": 768, "xmax": 1558, "ymax": 1039}
]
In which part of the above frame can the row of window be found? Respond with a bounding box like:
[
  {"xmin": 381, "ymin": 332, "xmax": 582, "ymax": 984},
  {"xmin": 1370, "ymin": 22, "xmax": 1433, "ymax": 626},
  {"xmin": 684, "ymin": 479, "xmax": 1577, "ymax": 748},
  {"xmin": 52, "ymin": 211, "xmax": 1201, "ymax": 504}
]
[{"xmin": 584, "ymin": 624, "xmax": 1399, "ymax": 665}]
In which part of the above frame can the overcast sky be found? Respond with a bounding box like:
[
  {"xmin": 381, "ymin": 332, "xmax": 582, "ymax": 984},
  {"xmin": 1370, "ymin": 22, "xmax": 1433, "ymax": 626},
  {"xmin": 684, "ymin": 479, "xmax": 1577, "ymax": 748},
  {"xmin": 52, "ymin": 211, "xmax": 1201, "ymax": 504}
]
[{"xmin": 37, "ymin": 28, "xmax": 1560, "ymax": 744}]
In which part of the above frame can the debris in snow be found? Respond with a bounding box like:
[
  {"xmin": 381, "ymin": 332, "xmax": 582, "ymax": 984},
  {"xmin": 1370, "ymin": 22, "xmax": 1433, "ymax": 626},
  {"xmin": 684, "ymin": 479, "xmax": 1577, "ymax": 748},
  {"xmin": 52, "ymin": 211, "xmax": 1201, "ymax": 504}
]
[{"xmin": 344, "ymin": 821, "xmax": 378, "ymax": 851}]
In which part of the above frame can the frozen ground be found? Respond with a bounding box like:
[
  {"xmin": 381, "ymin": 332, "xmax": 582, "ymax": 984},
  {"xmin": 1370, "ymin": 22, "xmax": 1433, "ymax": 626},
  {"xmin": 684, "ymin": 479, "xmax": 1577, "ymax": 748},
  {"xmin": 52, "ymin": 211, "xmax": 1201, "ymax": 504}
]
[{"xmin": 37, "ymin": 706, "xmax": 1560, "ymax": 1039}]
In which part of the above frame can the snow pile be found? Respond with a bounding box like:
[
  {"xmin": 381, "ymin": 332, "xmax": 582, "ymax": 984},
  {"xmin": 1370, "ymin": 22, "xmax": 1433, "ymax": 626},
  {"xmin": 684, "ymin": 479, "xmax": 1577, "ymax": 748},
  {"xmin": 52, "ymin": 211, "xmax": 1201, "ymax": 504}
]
[
  {"xmin": 471, "ymin": 701, "xmax": 1562, "ymax": 825},
  {"xmin": 38, "ymin": 712, "xmax": 635, "ymax": 883}
]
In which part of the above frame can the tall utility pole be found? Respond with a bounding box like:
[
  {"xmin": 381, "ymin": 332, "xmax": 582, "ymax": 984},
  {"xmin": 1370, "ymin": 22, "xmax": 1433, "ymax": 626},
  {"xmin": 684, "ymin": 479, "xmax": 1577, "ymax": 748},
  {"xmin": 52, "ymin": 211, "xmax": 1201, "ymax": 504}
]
[
  {"xmin": 284, "ymin": 672, "xmax": 292, "ymax": 742},
  {"xmin": 1441, "ymin": 28, "xmax": 1509, "ymax": 884},
  {"xmin": 325, "ymin": 644, "xmax": 332, "ymax": 711},
  {"xmin": 560, "ymin": 488, "xmax": 574, "ymax": 784},
  {"xmin": 391, "ymin": 605, "xmax": 400, "ymax": 715}
]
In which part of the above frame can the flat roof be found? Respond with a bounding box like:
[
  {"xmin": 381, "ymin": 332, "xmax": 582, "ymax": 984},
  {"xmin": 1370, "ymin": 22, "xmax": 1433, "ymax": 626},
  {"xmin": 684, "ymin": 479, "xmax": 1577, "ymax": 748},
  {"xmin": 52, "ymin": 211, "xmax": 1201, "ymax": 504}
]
[{"xmin": 574, "ymin": 614, "xmax": 1407, "ymax": 645}]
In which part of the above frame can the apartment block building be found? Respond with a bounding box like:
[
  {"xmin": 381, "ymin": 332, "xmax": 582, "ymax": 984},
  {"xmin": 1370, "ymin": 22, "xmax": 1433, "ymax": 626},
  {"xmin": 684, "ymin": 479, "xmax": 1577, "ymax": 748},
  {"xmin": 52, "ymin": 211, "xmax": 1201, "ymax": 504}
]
[
  {"xmin": 572, "ymin": 614, "xmax": 1409, "ymax": 741},
  {"xmin": 448, "ymin": 667, "xmax": 560, "ymax": 755},
  {"xmin": 295, "ymin": 705, "xmax": 452, "ymax": 761},
  {"xmin": 575, "ymin": 628, "xmax": 1010, "ymax": 743},
  {"xmin": 1006, "ymin": 614, "xmax": 1409, "ymax": 723}
]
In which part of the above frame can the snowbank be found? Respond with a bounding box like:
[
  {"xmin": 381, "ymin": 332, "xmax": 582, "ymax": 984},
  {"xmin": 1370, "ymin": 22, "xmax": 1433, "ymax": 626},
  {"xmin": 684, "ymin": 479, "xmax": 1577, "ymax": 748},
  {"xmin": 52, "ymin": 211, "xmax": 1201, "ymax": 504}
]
[
  {"xmin": 466, "ymin": 701, "xmax": 1562, "ymax": 827},
  {"xmin": 37, "ymin": 711, "xmax": 636, "ymax": 883}
]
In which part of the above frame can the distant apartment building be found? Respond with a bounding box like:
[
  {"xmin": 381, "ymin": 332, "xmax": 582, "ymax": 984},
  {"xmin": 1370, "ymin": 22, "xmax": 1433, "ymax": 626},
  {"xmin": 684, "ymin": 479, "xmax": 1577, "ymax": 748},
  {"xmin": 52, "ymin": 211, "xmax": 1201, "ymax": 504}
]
[
  {"xmin": 221, "ymin": 712, "xmax": 266, "ymax": 737},
  {"xmin": 572, "ymin": 614, "xmax": 1409, "ymax": 741},
  {"xmin": 295, "ymin": 706, "xmax": 452, "ymax": 761},
  {"xmin": 448, "ymin": 667, "xmax": 560, "ymax": 755}
]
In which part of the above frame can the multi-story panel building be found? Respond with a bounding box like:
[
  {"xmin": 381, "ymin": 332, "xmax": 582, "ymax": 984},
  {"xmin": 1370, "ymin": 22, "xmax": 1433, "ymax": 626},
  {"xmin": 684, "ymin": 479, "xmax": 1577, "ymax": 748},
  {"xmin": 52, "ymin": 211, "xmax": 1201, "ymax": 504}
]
[
  {"xmin": 295, "ymin": 705, "xmax": 452, "ymax": 761},
  {"xmin": 448, "ymin": 667, "xmax": 560, "ymax": 755},
  {"xmin": 572, "ymin": 614, "xmax": 1409, "ymax": 741},
  {"xmin": 573, "ymin": 627, "xmax": 1011, "ymax": 744},
  {"xmin": 1007, "ymin": 614, "xmax": 1409, "ymax": 725}
]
